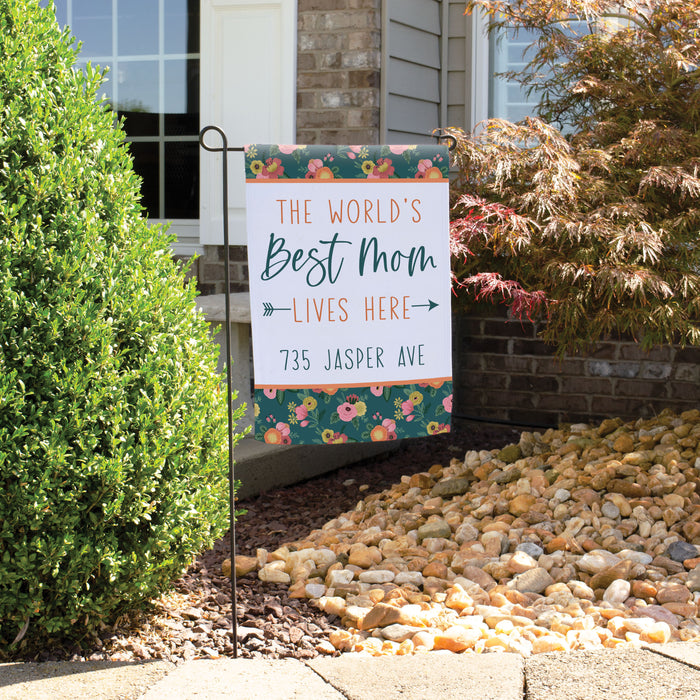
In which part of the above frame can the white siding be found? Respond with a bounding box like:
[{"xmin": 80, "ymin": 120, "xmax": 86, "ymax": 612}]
[{"xmin": 382, "ymin": 0, "xmax": 445, "ymax": 144}]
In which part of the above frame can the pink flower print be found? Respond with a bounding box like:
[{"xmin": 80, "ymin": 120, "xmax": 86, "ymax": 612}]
[
  {"xmin": 276, "ymin": 422, "xmax": 292, "ymax": 445},
  {"xmin": 442, "ymin": 393, "xmax": 453, "ymax": 413},
  {"xmin": 401, "ymin": 400, "xmax": 415, "ymax": 421},
  {"xmin": 337, "ymin": 402, "xmax": 358, "ymax": 422},
  {"xmin": 258, "ymin": 157, "xmax": 284, "ymax": 179},
  {"xmin": 389, "ymin": 145, "xmax": 410, "ymax": 154},
  {"xmin": 305, "ymin": 158, "xmax": 324, "ymax": 178},
  {"xmin": 370, "ymin": 385, "xmax": 383, "ymax": 396},
  {"xmin": 278, "ymin": 145, "xmax": 298, "ymax": 154},
  {"xmin": 295, "ymin": 404, "xmax": 309, "ymax": 427},
  {"xmin": 367, "ymin": 158, "xmax": 394, "ymax": 179},
  {"xmin": 382, "ymin": 418, "xmax": 397, "ymax": 439},
  {"xmin": 263, "ymin": 388, "xmax": 277, "ymax": 399},
  {"xmin": 415, "ymin": 159, "xmax": 443, "ymax": 180},
  {"xmin": 346, "ymin": 145, "xmax": 362, "ymax": 159}
]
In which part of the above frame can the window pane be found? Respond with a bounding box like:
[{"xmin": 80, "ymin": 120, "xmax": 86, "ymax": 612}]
[
  {"xmin": 118, "ymin": 0, "xmax": 158, "ymax": 55},
  {"xmin": 490, "ymin": 27, "xmax": 539, "ymax": 120},
  {"xmin": 129, "ymin": 142, "xmax": 159, "ymax": 217},
  {"xmin": 116, "ymin": 60, "xmax": 159, "ymax": 136},
  {"xmin": 164, "ymin": 59, "xmax": 199, "ymax": 136},
  {"xmin": 164, "ymin": 143, "xmax": 199, "ymax": 219},
  {"xmin": 72, "ymin": 0, "xmax": 112, "ymax": 56},
  {"xmin": 165, "ymin": 0, "xmax": 199, "ymax": 54}
]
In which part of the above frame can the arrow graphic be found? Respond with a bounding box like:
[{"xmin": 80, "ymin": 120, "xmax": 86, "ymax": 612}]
[
  {"xmin": 411, "ymin": 299, "xmax": 439, "ymax": 312},
  {"xmin": 262, "ymin": 302, "xmax": 291, "ymax": 317}
]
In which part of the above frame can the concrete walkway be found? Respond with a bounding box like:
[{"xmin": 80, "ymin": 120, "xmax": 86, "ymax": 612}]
[{"xmin": 1, "ymin": 643, "xmax": 699, "ymax": 700}]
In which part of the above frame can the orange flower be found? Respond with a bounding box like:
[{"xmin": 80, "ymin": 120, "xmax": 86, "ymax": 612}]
[
  {"xmin": 314, "ymin": 166, "xmax": 334, "ymax": 180},
  {"xmin": 423, "ymin": 166, "xmax": 443, "ymax": 179},
  {"xmin": 264, "ymin": 428, "xmax": 283, "ymax": 444},
  {"xmin": 370, "ymin": 425, "xmax": 389, "ymax": 442}
]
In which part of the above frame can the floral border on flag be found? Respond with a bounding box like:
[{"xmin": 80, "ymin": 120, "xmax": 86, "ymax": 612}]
[
  {"xmin": 254, "ymin": 381, "xmax": 452, "ymax": 445},
  {"xmin": 244, "ymin": 144, "xmax": 449, "ymax": 181}
]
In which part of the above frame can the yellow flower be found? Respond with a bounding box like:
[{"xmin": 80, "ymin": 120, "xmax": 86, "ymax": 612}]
[
  {"xmin": 354, "ymin": 401, "xmax": 367, "ymax": 417},
  {"xmin": 254, "ymin": 403, "xmax": 260, "ymax": 417},
  {"xmin": 303, "ymin": 396, "xmax": 318, "ymax": 411},
  {"xmin": 427, "ymin": 421, "xmax": 439, "ymax": 434},
  {"xmin": 288, "ymin": 402, "xmax": 297, "ymax": 411},
  {"xmin": 250, "ymin": 159, "xmax": 264, "ymax": 175},
  {"xmin": 394, "ymin": 409, "xmax": 404, "ymax": 421},
  {"xmin": 409, "ymin": 391, "xmax": 423, "ymax": 405},
  {"xmin": 321, "ymin": 429, "xmax": 335, "ymax": 443},
  {"xmin": 361, "ymin": 160, "xmax": 375, "ymax": 175}
]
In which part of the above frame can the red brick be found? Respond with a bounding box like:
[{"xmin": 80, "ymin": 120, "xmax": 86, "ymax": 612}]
[
  {"xmin": 482, "ymin": 354, "xmax": 532, "ymax": 373},
  {"xmin": 483, "ymin": 319, "xmax": 535, "ymax": 338},
  {"xmin": 320, "ymin": 128, "xmax": 379, "ymax": 143},
  {"xmin": 510, "ymin": 338, "xmax": 556, "ymax": 357},
  {"xmin": 349, "ymin": 69, "xmax": 380, "ymax": 89},
  {"xmin": 667, "ymin": 382, "xmax": 700, "ymax": 401},
  {"xmin": 537, "ymin": 394, "xmax": 589, "ymax": 412},
  {"xmin": 619, "ymin": 343, "xmax": 675, "ymax": 362},
  {"xmin": 507, "ymin": 410, "xmax": 558, "ymax": 427},
  {"xmin": 463, "ymin": 373, "xmax": 509, "ymax": 390},
  {"xmin": 675, "ymin": 347, "xmax": 700, "ymax": 363},
  {"xmin": 483, "ymin": 391, "xmax": 536, "ymax": 408},
  {"xmin": 587, "ymin": 342, "xmax": 619, "ymax": 360},
  {"xmin": 465, "ymin": 337, "xmax": 510, "ymax": 354},
  {"xmin": 615, "ymin": 379, "xmax": 669, "ymax": 399},
  {"xmin": 510, "ymin": 375, "xmax": 559, "ymax": 393},
  {"xmin": 533, "ymin": 358, "xmax": 585, "ymax": 376},
  {"xmin": 455, "ymin": 318, "xmax": 484, "ymax": 336},
  {"xmin": 299, "ymin": 0, "xmax": 349, "ymax": 11},
  {"xmin": 587, "ymin": 397, "xmax": 650, "ymax": 417},
  {"xmin": 559, "ymin": 377, "xmax": 613, "ymax": 395},
  {"xmin": 297, "ymin": 110, "xmax": 346, "ymax": 129}
]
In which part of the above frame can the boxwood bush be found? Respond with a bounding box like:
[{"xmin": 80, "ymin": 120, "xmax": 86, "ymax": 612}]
[{"xmin": 0, "ymin": 0, "xmax": 242, "ymax": 646}]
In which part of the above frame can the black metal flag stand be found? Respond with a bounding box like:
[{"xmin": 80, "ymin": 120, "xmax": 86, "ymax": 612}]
[{"xmin": 199, "ymin": 125, "xmax": 243, "ymax": 658}]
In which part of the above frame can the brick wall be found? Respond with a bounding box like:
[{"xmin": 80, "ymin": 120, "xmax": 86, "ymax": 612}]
[
  {"xmin": 297, "ymin": 0, "xmax": 382, "ymax": 145},
  {"xmin": 453, "ymin": 308, "xmax": 700, "ymax": 428},
  {"xmin": 194, "ymin": 245, "xmax": 249, "ymax": 296}
]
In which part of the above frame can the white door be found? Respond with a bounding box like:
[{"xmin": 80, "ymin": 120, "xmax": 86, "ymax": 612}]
[{"xmin": 200, "ymin": 0, "xmax": 296, "ymax": 245}]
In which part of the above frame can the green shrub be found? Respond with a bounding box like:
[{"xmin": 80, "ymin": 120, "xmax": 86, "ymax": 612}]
[{"xmin": 0, "ymin": 0, "xmax": 243, "ymax": 646}]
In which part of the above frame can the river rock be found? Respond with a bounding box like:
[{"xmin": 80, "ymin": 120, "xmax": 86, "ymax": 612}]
[
  {"xmin": 417, "ymin": 519, "xmax": 452, "ymax": 542},
  {"xmin": 510, "ymin": 567, "xmax": 554, "ymax": 594},
  {"xmin": 666, "ymin": 541, "xmax": 700, "ymax": 563},
  {"xmin": 497, "ymin": 444, "xmax": 522, "ymax": 464},
  {"xmin": 431, "ymin": 477, "xmax": 472, "ymax": 498},
  {"xmin": 251, "ymin": 410, "xmax": 700, "ymax": 660}
]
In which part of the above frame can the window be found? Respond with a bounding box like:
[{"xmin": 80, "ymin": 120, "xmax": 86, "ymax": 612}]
[
  {"xmin": 489, "ymin": 17, "xmax": 590, "ymax": 123},
  {"xmin": 489, "ymin": 26, "xmax": 539, "ymax": 122},
  {"xmin": 46, "ymin": 0, "xmax": 200, "ymax": 221},
  {"xmin": 467, "ymin": 6, "xmax": 590, "ymax": 127}
]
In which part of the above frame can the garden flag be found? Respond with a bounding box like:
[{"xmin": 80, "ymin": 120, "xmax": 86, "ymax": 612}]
[{"xmin": 245, "ymin": 144, "xmax": 452, "ymax": 445}]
